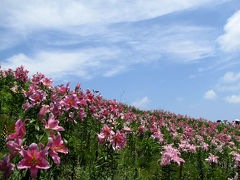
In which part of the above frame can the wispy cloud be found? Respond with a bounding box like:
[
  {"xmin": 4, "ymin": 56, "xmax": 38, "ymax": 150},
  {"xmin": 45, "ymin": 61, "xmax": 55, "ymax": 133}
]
[
  {"xmin": 103, "ymin": 65, "xmax": 128, "ymax": 77},
  {"xmin": 1, "ymin": 0, "xmax": 228, "ymax": 32},
  {"xmin": 218, "ymin": 10, "xmax": 240, "ymax": 52},
  {"xmin": 132, "ymin": 96, "xmax": 149, "ymax": 108},
  {"xmin": 1, "ymin": 22, "xmax": 217, "ymax": 80},
  {"xmin": 216, "ymin": 71, "xmax": 240, "ymax": 92},
  {"xmin": 206, "ymin": 71, "xmax": 240, "ymax": 105},
  {"xmin": 220, "ymin": 72, "xmax": 240, "ymax": 83},
  {"xmin": 217, "ymin": 83, "xmax": 240, "ymax": 92},
  {"xmin": 176, "ymin": 97, "xmax": 184, "ymax": 102},
  {"xmin": 120, "ymin": 25, "xmax": 216, "ymax": 63},
  {"xmin": 225, "ymin": 95, "xmax": 240, "ymax": 104},
  {"xmin": 0, "ymin": 0, "xmax": 223, "ymax": 80},
  {"xmin": 161, "ymin": 39, "xmax": 215, "ymax": 62},
  {"xmin": 204, "ymin": 90, "xmax": 217, "ymax": 100},
  {"xmin": 0, "ymin": 30, "xmax": 21, "ymax": 51},
  {"xmin": 2, "ymin": 48, "xmax": 121, "ymax": 79}
]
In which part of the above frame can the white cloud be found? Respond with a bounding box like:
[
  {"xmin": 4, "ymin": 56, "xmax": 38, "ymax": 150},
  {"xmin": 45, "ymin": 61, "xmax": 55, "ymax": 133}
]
[
  {"xmin": 103, "ymin": 65, "xmax": 128, "ymax": 77},
  {"xmin": 218, "ymin": 10, "xmax": 240, "ymax": 52},
  {"xmin": 176, "ymin": 97, "xmax": 184, "ymax": 102},
  {"xmin": 1, "ymin": 0, "xmax": 228, "ymax": 32},
  {"xmin": 1, "ymin": 25, "xmax": 216, "ymax": 82},
  {"xmin": 220, "ymin": 72, "xmax": 240, "ymax": 83},
  {"xmin": 1, "ymin": 48, "xmax": 121, "ymax": 79},
  {"xmin": 217, "ymin": 83, "xmax": 240, "ymax": 92},
  {"xmin": 216, "ymin": 72, "xmax": 240, "ymax": 92},
  {"xmin": 204, "ymin": 90, "xmax": 217, "ymax": 100},
  {"xmin": 225, "ymin": 95, "xmax": 240, "ymax": 104},
  {"xmin": 2, "ymin": 22, "xmax": 216, "ymax": 80},
  {"xmin": 0, "ymin": 0, "xmax": 227, "ymax": 79},
  {"xmin": 189, "ymin": 74, "xmax": 197, "ymax": 79},
  {"xmin": 163, "ymin": 40, "xmax": 215, "ymax": 62},
  {"xmin": 0, "ymin": 0, "xmax": 219, "ymax": 66},
  {"xmin": 129, "ymin": 25, "xmax": 215, "ymax": 63},
  {"xmin": 132, "ymin": 96, "xmax": 149, "ymax": 108},
  {"xmin": 0, "ymin": 30, "xmax": 21, "ymax": 50}
]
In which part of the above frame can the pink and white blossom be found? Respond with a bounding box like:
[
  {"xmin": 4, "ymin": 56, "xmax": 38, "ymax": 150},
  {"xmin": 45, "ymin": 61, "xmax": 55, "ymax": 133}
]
[{"xmin": 18, "ymin": 143, "xmax": 50, "ymax": 178}]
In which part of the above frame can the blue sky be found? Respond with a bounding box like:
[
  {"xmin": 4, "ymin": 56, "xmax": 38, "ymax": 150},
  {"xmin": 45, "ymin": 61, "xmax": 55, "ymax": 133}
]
[{"xmin": 1, "ymin": 0, "xmax": 240, "ymax": 121}]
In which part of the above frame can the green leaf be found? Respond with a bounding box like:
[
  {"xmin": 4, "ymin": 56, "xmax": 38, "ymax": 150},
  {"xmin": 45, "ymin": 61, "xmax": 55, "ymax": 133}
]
[
  {"xmin": 30, "ymin": 119, "xmax": 36, "ymax": 124},
  {"xmin": 35, "ymin": 124, "xmax": 40, "ymax": 131}
]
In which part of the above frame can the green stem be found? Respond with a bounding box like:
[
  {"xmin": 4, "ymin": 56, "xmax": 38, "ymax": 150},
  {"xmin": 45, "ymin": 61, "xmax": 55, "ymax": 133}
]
[
  {"xmin": 197, "ymin": 150, "xmax": 204, "ymax": 180},
  {"xmin": 179, "ymin": 163, "xmax": 183, "ymax": 180}
]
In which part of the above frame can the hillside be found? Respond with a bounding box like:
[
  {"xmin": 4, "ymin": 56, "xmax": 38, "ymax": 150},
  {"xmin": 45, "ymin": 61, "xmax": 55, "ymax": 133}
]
[{"xmin": 0, "ymin": 66, "xmax": 239, "ymax": 180}]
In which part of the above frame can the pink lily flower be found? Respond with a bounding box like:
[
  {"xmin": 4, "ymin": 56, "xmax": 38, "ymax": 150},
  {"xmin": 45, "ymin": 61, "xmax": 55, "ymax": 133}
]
[
  {"xmin": 230, "ymin": 152, "xmax": 240, "ymax": 167},
  {"xmin": 62, "ymin": 94, "xmax": 78, "ymax": 111},
  {"xmin": 18, "ymin": 143, "xmax": 50, "ymax": 178},
  {"xmin": 48, "ymin": 132, "xmax": 68, "ymax": 164},
  {"xmin": 42, "ymin": 77, "xmax": 53, "ymax": 87},
  {"xmin": 38, "ymin": 105, "xmax": 49, "ymax": 121},
  {"xmin": 102, "ymin": 125, "xmax": 114, "ymax": 137},
  {"xmin": 123, "ymin": 125, "xmax": 132, "ymax": 133},
  {"xmin": 161, "ymin": 144, "xmax": 185, "ymax": 166},
  {"xmin": 229, "ymin": 172, "xmax": 239, "ymax": 180},
  {"xmin": 97, "ymin": 125, "xmax": 115, "ymax": 144},
  {"xmin": 205, "ymin": 153, "xmax": 219, "ymax": 165},
  {"xmin": 78, "ymin": 107, "xmax": 86, "ymax": 122},
  {"xmin": 29, "ymin": 90, "xmax": 47, "ymax": 105},
  {"xmin": 58, "ymin": 82, "xmax": 70, "ymax": 95},
  {"xmin": 10, "ymin": 84, "xmax": 18, "ymax": 93},
  {"xmin": 14, "ymin": 65, "xmax": 29, "ymax": 83},
  {"xmin": 112, "ymin": 131, "xmax": 126, "ymax": 151},
  {"xmin": 7, "ymin": 138, "xmax": 25, "ymax": 152},
  {"xmin": 97, "ymin": 133, "xmax": 106, "ymax": 144},
  {"xmin": 6, "ymin": 120, "xmax": 26, "ymax": 141},
  {"xmin": 138, "ymin": 125, "xmax": 146, "ymax": 133},
  {"xmin": 0, "ymin": 155, "xmax": 15, "ymax": 180},
  {"xmin": 22, "ymin": 101, "xmax": 31, "ymax": 111},
  {"xmin": 32, "ymin": 73, "xmax": 45, "ymax": 85},
  {"xmin": 151, "ymin": 129, "xmax": 164, "ymax": 144},
  {"xmin": 43, "ymin": 113, "xmax": 64, "ymax": 131},
  {"xmin": 75, "ymin": 82, "xmax": 81, "ymax": 92}
]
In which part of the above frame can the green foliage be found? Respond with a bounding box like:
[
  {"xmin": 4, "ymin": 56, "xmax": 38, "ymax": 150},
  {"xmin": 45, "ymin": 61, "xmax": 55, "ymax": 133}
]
[{"xmin": 1, "ymin": 68, "xmax": 240, "ymax": 180}]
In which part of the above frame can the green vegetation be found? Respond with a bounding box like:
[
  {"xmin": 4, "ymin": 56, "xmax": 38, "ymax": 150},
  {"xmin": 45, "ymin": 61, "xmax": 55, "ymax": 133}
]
[{"xmin": 0, "ymin": 66, "xmax": 239, "ymax": 180}]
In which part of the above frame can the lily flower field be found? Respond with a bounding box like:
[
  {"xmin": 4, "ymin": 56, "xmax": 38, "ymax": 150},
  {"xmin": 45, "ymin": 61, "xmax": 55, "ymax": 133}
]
[{"xmin": 1, "ymin": 66, "xmax": 240, "ymax": 179}]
